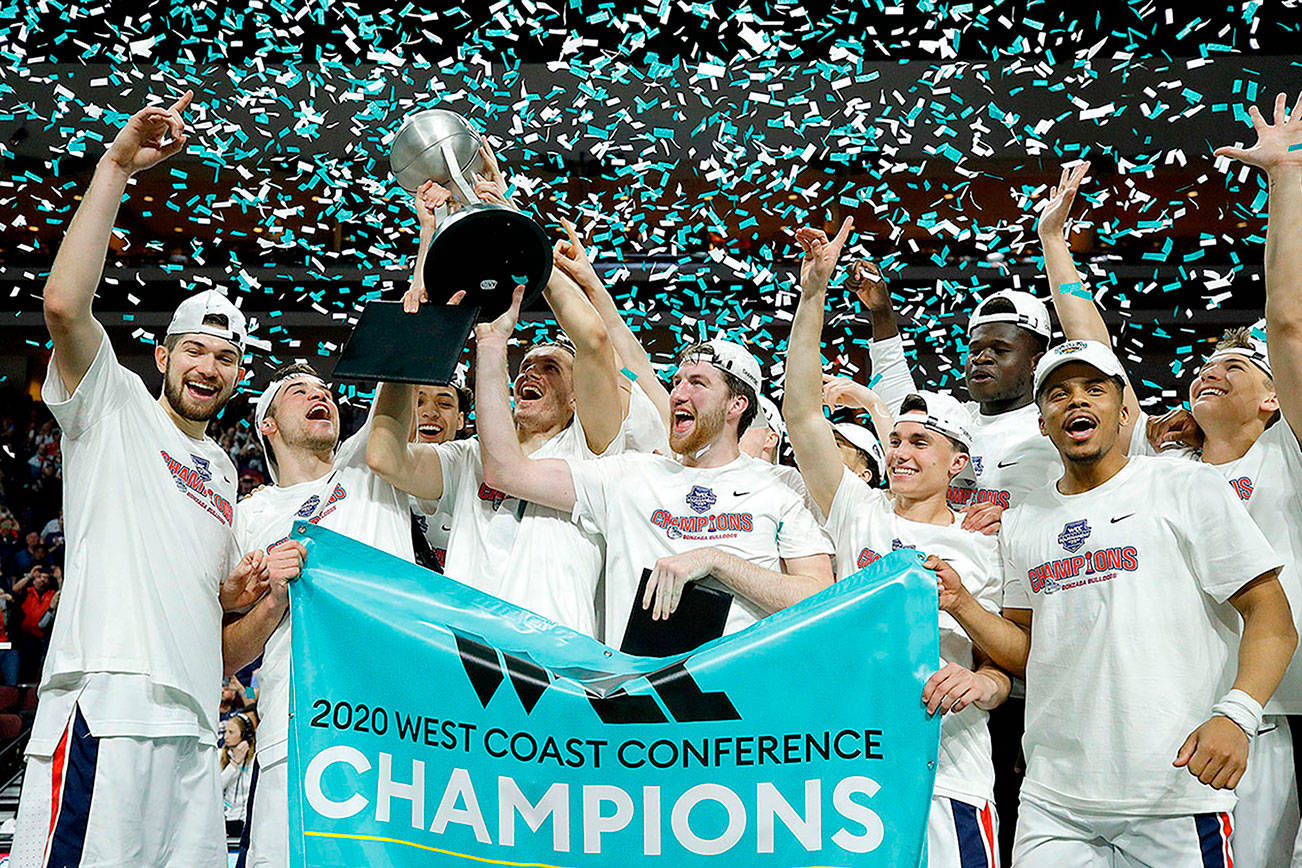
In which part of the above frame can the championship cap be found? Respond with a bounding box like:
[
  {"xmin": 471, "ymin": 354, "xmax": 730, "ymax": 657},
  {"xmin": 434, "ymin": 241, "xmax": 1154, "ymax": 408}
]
[
  {"xmin": 756, "ymin": 395, "xmax": 786, "ymax": 437},
  {"xmin": 1033, "ymin": 339, "xmax": 1126, "ymax": 397},
  {"xmin": 1205, "ymin": 319, "xmax": 1271, "ymax": 379},
  {"xmin": 254, "ymin": 370, "xmax": 329, "ymax": 483},
  {"xmin": 681, "ymin": 339, "xmax": 763, "ymax": 394},
  {"xmin": 897, "ymin": 391, "xmax": 974, "ymax": 451},
  {"xmin": 968, "ymin": 290, "xmax": 1052, "ymax": 340},
  {"xmin": 832, "ymin": 421, "xmax": 885, "ymax": 476},
  {"xmin": 166, "ymin": 290, "xmax": 249, "ymax": 353}
]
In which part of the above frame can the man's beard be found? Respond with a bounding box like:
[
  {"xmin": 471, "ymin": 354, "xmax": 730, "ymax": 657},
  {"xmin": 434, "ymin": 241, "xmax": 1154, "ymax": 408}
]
[
  {"xmin": 163, "ymin": 368, "xmax": 230, "ymax": 422},
  {"xmin": 670, "ymin": 404, "xmax": 725, "ymax": 455}
]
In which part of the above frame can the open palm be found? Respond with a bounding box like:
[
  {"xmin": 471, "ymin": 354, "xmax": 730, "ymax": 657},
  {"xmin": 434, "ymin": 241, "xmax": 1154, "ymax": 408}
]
[
  {"xmin": 795, "ymin": 217, "xmax": 854, "ymax": 291},
  {"xmin": 1037, "ymin": 161, "xmax": 1090, "ymax": 240},
  {"xmin": 1215, "ymin": 91, "xmax": 1302, "ymax": 173},
  {"xmin": 105, "ymin": 91, "xmax": 193, "ymax": 175}
]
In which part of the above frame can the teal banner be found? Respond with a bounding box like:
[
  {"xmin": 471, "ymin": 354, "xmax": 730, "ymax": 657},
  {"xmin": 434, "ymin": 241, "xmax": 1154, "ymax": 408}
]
[{"xmin": 287, "ymin": 523, "xmax": 940, "ymax": 867}]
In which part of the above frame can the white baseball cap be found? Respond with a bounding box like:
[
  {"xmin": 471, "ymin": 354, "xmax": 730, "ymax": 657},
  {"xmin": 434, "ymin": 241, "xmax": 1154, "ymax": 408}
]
[
  {"xmin": 756, "ymin": 395, "xmax": 786, "ymax": 436},
  {"xmin": 832, "ymin": 421, "xmax": 885, "ymax": 475},
  {"xmin": 968, "ymin": 290, "xmax": 1052, "ymax": 340},
  {"xmin": 254, "ymin": 371, "xmax": 329, "ymax": 483},
  {"xmin": 1033, "ymin": 339, "xmax": 1126, "ymax": 397},
  {"xmin": 166, "ymin": 290, "xmax": 248, "ymax": 353},
  {"xmin": 1205, "ymin": 319, "xmax": 1271, "ymax": 379},
  {"xmin": 681, "ymin": 339, "xmax": 763, "ymax": 394},
  {"xmin": 897, "ymin": 391, "xmax": 974, "ymax": 451}
]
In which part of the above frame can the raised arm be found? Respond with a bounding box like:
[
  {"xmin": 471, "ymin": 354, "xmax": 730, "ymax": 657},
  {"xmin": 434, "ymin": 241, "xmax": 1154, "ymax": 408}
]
[
  {"xmin": 852, "ymin": 265, "xmax": 918, "ymax": 413},
  {"xmin": 783, "ymin": 218, "xmax": 855, "ymax": 517},
  {"xmin": 401, "ymin": 181, "xmax": 458, "ymax": 313},
  {"xmin": 541, "ymin": 267, "xmax": 622, "ymax": 454},
  {"xmin": 1037, "ymin": 162, "xmax": 1141, "ymax": 432},
  {"xmin": 476, "ymin": 286, "xmax": 579, "ymax": 512},
  {"xmin": 1216, "ymin": 91, "xmax": 1302, "ymax": 440},
  {"xmin": 554, "ymin": 217, "xmax": 671, "ymax": 431},
  {"xmin": 366, "ymin": 382, "xmax": 444, "ymax": 500},
  {"xmin": 45, "ymin": 92, "xmax": 193, "ymax": 393}
]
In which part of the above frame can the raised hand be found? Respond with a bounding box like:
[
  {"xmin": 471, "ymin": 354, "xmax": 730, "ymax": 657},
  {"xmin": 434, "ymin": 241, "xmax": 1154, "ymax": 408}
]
[
  {"xmin": 474, "ymin": 283, "xmax": 526, "ymax": 348},
  {"xmin": 1037, "ymin": 161, "xmax": 1090, "ymax": 241},
  {"xmin": 1146, "ymin": 406, "xmax": 1204, "ymax": 453},
  {"xmin": 846, "ymin": 260, "xmax": 889, "ymax": 311},
  {"xmin": 553, "ymin": 218, "xmax": 603, "ymax": 293},
  {"xmin": 104, "ymin": 91, "xmax": 194, "ymax": 175},
  {"xmin": 414, "ymin": 180, "xmax": 457, "ymax": 231},
  {"xmin": 795, "ymin": 217, "xmax": 854, "ymax": 292},
  {"xmin": 822, "ymin": 373, "xmax": 879, "ymax": 411},
  {"xmin": 1214, "ymin": 91, "xmax": 1302, "ymax": 175}
]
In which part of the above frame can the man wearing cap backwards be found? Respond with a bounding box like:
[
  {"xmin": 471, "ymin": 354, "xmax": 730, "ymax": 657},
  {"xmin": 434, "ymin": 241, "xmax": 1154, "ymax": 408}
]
[
  {"xmin": 785, "ymin": 219, "xmax": 1010, "ymax": 867},
  {"xmin": 221, "ymin": 360, "xmax": 416, "ymax": 868},
  {"xmin": 934, "ymin": 338, "xmax": 1296, "ymax": 866},
  {"xmin": 11, "ymin": 95, "xmax": 278, "ymax": 866},
  {"xmin": 855, "ymin": 262, "xmax": 1059, "ymax": 514},
  {"xmin": 471, "ymin": 286, "xmax": 834, "ymax": 649},
  {"xmin": 1039, "ymin": 98, "xmax": 1302, "ymax": 866}
]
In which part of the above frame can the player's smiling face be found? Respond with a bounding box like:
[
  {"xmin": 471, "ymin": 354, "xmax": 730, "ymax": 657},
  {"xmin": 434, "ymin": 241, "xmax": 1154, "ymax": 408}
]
[
  {"xmin": 966, "ymin": 324, "xmax": 1039, "ymax": 404},
  {"xmin": 158, "ymin": 333, "xmax": 241, "ymax": 423},
  {"xmin": 886, "ymin": 421, "xmax": 967, "ymax": 499},
  {"xmin": 1037, "ymin": 362, "xmax": 1127, "ymax": 463},
  {"xmin": 668, "ymin": 360, "xmax": 733, "ymax": 454},
  {"xmin": 410, "ymin": 385, "xmax": 463, "ymax": 444},
  {"xmin": 512, "ymin": 346, "xmax": 574, "ymax": 430},
  {"xmin": 268, "ymin": 377, "xmax": 339, "ymax": 453},
  {"xmin": 1189, "ymin": 356, "xmax": 1277, "ymax": 429}
]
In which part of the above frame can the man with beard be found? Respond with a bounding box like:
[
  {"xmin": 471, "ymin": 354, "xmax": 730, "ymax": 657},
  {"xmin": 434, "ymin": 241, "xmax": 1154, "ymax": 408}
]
[
  {"xmin": 1037, "ymin": 93, "xmax": 1302, "ymax": 867},
  {"xmin": 223, "ymin": 363, "xmax": 415, "ymax": 868},
  {"xmin": 472, "ymin": 286, "xmax": 834, "ymax": 650},
  {"xmin": 786, "ymin": 220, "xmax": 1009, "ymax": 866},
  {"xmin": 368, "ymin": 263, "xmax": 624, "ymax": 636},
  {"xmin": 936, "ymin": 339, "xmax": 1295, "ymax": 867},
  {"xmin": 11, "ymin": 94, "xmax": 273, "ymax": 866}
]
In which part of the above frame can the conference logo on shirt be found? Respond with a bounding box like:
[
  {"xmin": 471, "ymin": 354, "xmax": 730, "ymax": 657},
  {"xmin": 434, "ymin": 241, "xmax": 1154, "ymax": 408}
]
[
  {"xmin": 297, "ymin": 495, "xmax": 321, "ymax": 518},
  {"xmin": 159, "ymin": 449, "xmax": 233, "ymax": 526},
  {"xmin": 686, "ymin": 485, "xmax": 717, "ymax": 514},
  {"xmin": 649, "ymin": 485, "xmax": 754, "ymax": 541},
  {"xmin": 1027, "ymin": 518, "xmax": 1139, "ymax": 595},
  {"xmin": 971, "ymin": 456, "xmax": 983, "ymax": 477},
  {"xmin": 269, "ymin": 484, "xmax": 349, "ymax": 549}
]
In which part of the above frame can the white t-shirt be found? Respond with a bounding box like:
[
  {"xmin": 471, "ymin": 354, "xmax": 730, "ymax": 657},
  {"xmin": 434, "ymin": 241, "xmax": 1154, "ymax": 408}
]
[
  {"xmin": 1000, "ymin": 456, "xmax": 1282, "ymax": 814},
  {"xmin": 769, "ymin": 462, "xmax": 824, "ymax": 523},
  {"xmin": 824, "ymin": 468, "xmax": 1000, "ymax": 804},
  {"xmin": 234, "ymin": 421, "xmax": 413, "ymax": 766},
  {"xmin": 435, "ymin": 421, "xmax": 608, "ymax": 637},
  {"xmin": 567, "ymin": 452, "xmax": 833, "ymax": 650},
  {"xmin": 623, "ymin": 378, "xmax": 670, "ymax": 455},
  {"xmin": 412, "ymin": 494, "xmax": 454, "ymax": 572},
  {"xmin": 31, "ymin": 327, "xmax": 238, "ymax": 754}
]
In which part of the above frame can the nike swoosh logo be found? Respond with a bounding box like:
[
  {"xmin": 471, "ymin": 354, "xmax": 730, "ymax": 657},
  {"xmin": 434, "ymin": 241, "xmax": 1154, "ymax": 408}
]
[
  {"xmin": 733, "ymin": 491, "xmax": 750, "ymax": 497},
  {"xmin": 1111, "ymin": 514, "xmax": 1134, "ymax": 523},
  {"xmin": 996, "ymin": 460, "xmax": 1018, "ymax": 468}
]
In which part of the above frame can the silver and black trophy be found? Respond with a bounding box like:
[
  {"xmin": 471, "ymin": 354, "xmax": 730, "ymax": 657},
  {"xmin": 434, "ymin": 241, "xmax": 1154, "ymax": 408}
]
[{"xmin": 333, "ymin": 109, "xmax": 553, "ymax": 384}]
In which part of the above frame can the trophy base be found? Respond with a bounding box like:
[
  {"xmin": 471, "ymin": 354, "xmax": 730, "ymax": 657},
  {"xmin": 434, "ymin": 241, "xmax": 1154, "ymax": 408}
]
[{"xmin": 424, "ymin": 205, "xmax": 552, "ymax": 319}]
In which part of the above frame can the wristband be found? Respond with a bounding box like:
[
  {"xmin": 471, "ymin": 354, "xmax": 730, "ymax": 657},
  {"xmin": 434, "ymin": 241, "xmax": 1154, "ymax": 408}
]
[{"xmin": 1211, "ymin": 689, "xmax": 1264, "ymax": 737}]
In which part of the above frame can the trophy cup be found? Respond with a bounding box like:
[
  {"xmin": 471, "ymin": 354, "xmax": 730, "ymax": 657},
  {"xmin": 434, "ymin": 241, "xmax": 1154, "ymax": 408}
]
[{"xmin": 332, "ymin": 110, "xmax": 552, "ymax": 385}]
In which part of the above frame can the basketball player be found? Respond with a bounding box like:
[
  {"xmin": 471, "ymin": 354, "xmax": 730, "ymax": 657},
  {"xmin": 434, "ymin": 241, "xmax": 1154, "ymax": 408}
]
[
  {"xmin": 225, "ymin": 363, "xmax": 416, "ymax": 868},
  {"xmin": 785, "ymin": 219, "xmax": 1008, "ymax": 866},
  {"xmin": 11, "ymin": 94, "xmax": 270, "ymax": 867},
  {"xmin": 937, "ymin": 339, "xmax": 1296, "ymax": 866},
  {"xmin": 473, "ymin": 285, "xmax": 834, "ymax": 650}
]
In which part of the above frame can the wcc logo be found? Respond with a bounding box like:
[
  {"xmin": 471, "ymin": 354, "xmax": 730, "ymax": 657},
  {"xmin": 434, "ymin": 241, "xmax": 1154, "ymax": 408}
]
[
  {"xmin": 971, "ymin": 456, "xmax": 983, "ymax": 477},
  {"xmin": 686, "ymin": 485, "xmax": 717, "ymax": 514},
  {"xmin": 190, "ymin": 455, "xmax": 212, "ymax": 483},
  {"xmin": 450, "ymin": 628, "xmax": 740, "ymax": 724},
  {"xmin": 297, "ymin": 495, "xmax": 321, "ymax": 518},
  {"xmin": 1057, "ymin": 519, "xmax": 1091, "ymax": 553}
]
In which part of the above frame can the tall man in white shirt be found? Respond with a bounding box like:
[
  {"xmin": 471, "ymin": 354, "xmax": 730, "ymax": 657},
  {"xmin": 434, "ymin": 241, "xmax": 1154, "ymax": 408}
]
[
  {"xmin": 12, "ymin": 94, "xmax": 273, "ymax": 867},
  {"xmin": 367, "ymin": 267, "xmax": 625, "ymax": 637},
  {"xmin": 472, "ymin": 286, "xmax": 834, "ymax": 650},
  {"xmin": 785, "ymin": 219, "xmax": 1009, "ymax": 867},
  {"xmin": 936, "ymin": 339, "xmax": 1296, "ymax": 867},
  {"xmin": 224, "ymin": 363, "xmax": 415, "ymax": 868},
  {"xmin": 1038, "ymin": 93, "xmax": 1302, "ymax": 865}
]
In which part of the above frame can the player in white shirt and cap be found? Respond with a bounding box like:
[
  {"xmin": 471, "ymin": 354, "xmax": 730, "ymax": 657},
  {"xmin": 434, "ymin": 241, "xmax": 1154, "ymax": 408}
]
[
  {"xmin": 223, "ymin": 362, "xmax": 416, "ymax": 868},
  {"xmin": 407, "ymin": 377, "xmax": 470, "ymax": 572},
  {"xmin": 935, "ymin": 338, "xmax": 1296, "ymax": 867},
  {"xmin": 470, "ymin": 285, "xmax": 834, "ymax": 649},
  {"xmin": 11, "ymin": 94, "xmax": 278, "ymax": 867},
  {"xmin": 1036, "ymin": 95, "xmax": 1302, "ymax": 865},
  {"xmin": 784, "ymin": 218, "xmax": 1009, "ymax": 867}
]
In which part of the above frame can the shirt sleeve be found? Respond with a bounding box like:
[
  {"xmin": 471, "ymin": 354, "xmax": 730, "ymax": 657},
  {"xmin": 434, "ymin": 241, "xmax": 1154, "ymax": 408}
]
[
  {"xmin": 825, "ymin": 466, "xmax": 884, "ymax": 541},
  {"xmin": 998, "ymin": 523, "xmax": 1032, "ymax": 610},
  {"xmin": 621, "ymin": 380, "xmax": 670, "ymax": 455},
  {"xmin": 565, "ymin": 453, "xmax": 620, "ymax": 537},
  {"xmin": 1127, "ymin": 411, "xmax": 1157, "ymax": 457},
  {"xmin": 968, "ymin": 537, "xmax": 1005, "ymax": 615},
  {"xmin": 434, "ymin": 439, "xmax": 477, "ymax": 512},
  {"xmin": 41, "ymin": 325, "xmax": 140, "ymax": 440},
  {"xmin": 1176, "ymin": 463, "xmax": 1285, "ymax": 604},
  {"xmin": 774, "ymin": 487, "xmax": 835, "ymax": 560},
  {"xmin": 868, "ymin": 335, "xmax": 918, "ymax": 415}
]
